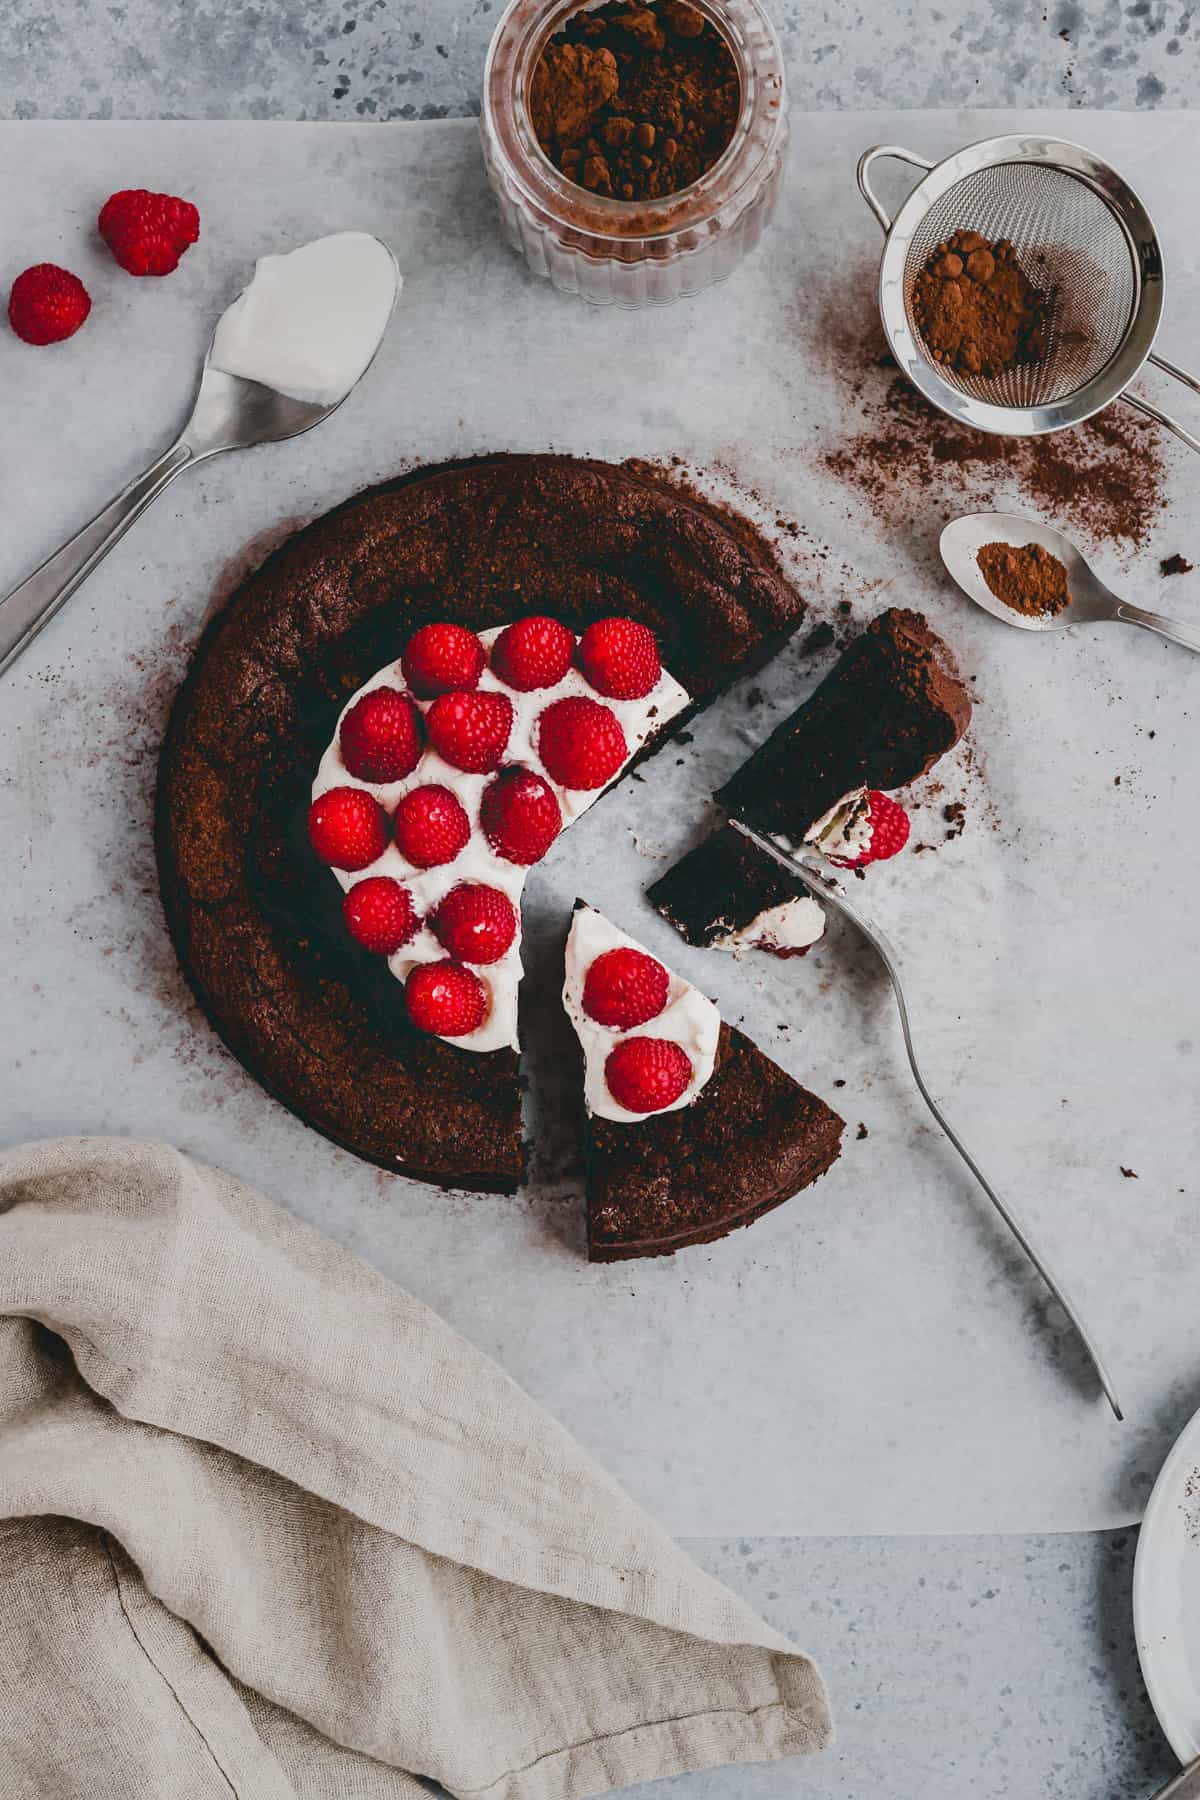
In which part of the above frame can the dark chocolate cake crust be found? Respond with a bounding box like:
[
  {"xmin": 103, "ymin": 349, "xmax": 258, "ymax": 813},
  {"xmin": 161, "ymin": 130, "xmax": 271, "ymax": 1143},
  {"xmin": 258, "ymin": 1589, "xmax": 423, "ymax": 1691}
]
[
  {"xmin": 157, "ymin": 454, "xmax": 808, "ymax": 1191},
  {"xmin": 587, "ymin": 1022, "xmax": 844, "ymax": 1260}
]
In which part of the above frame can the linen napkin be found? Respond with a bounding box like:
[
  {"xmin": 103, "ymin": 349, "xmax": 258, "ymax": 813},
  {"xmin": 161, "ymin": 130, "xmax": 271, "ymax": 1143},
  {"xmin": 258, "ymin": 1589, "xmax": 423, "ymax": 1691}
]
[{"xmin": 0, "ymin": 1137, "xmax": 831, "ymax": 1800}]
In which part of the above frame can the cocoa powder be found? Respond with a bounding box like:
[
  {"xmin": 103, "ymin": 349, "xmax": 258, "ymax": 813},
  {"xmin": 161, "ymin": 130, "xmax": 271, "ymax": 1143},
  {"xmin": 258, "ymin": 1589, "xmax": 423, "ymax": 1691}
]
[
  {"xmin": 530, "ymin": 2, "xmax": 739, "ymax": 201},
  {"xmin": 912, "ymin": 230, "xmax": 1051, "ymax": 379},
  {"xmin": 977, "ymin": 541, "xmax": 1071, "ymax": 617}
]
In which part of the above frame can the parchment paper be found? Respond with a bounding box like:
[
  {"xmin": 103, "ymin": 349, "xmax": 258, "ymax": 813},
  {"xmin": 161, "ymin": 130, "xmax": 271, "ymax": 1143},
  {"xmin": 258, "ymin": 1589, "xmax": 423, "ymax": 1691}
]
[{"xmin": 1, "ymin": 111, "xmax": 1197, "ymax": 1534}]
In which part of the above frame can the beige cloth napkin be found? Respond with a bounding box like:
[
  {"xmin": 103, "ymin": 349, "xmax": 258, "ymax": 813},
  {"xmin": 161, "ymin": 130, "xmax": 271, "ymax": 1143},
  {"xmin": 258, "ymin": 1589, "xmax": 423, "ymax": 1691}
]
[{"xmin": 0, "ymin": 1137, "xmax": 831, "ymax": 1800}]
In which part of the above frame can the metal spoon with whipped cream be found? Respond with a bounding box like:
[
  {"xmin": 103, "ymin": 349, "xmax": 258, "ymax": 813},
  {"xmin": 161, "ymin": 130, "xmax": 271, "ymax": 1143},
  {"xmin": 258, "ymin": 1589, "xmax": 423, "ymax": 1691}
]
[{"xmin": 0, "ymin": 231, "xmax": 401, "ymax": 682}]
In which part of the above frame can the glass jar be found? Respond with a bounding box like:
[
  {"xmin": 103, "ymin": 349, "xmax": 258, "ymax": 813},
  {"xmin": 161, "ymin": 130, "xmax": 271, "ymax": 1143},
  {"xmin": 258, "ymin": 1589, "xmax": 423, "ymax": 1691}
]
[{"xmin": 480, "ymin": 0, "xmax": 788, "ymax": 308}]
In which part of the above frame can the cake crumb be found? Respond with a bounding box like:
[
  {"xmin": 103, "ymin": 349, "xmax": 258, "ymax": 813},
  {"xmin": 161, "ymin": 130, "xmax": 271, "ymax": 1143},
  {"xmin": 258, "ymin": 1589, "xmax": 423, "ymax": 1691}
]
[
  {"xmin": 1120, "ymin": 1166, "xmax": 1138, "ymax": 1179},
  {"xmin": 1161, "ymin": 553, "xmax": 1193, "ymax": 576},
  {"xmin": 856, "ymin": 1122, "xmax": 869, "ymax": 1141}
]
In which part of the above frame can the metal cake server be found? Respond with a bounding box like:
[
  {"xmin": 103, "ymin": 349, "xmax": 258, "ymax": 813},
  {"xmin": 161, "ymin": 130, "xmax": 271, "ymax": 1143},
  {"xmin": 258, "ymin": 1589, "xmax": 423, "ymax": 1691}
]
[
  {"xmin": 940, "ymin": 512, "xmax": 1200, "ymax": 656},
  {"xmin": 730, "ymin": 816, "xmax": 1124, "ymax": 1422},
  {"xmin": 0, "ymin": 238, "xmax": 400, "ymax": 683}
]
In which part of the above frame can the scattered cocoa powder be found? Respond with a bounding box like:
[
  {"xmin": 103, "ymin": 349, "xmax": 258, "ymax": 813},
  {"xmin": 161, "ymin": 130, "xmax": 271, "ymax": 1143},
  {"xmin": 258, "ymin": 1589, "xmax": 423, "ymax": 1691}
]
[
  {"xmin": 912, "ymin": 230, "xmax": 1052, "ymax": 379},
  {"xmin": 530, "ymin": 2, "xmax": 739, "ymax": 201},
  {"xmin": 977, "ymin": 540, "xmax": 1071, "ymax": 617},
  {"xmin": 1161, "ymin": 552, "xmax": 1193, "ymax": 576},
  {"xmin": 818, "ymin": 303, "xmax": 1166, "ymax": 548}
]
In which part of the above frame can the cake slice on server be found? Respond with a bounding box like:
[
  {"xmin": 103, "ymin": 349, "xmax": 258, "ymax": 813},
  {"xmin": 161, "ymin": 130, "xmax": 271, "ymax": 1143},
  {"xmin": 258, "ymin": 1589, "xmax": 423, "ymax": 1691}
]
[
  {"xmin": 563, "ymin": 903, "xmax": 845, "ymax": 1261},
  {"xmin": 649, "ymin": 607, "xmax": 972, "ymax": 954}
]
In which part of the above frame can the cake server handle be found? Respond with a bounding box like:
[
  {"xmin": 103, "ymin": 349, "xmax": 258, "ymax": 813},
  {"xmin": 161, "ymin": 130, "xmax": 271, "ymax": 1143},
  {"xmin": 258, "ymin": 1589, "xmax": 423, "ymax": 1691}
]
[
  {"xmin": 0, "ymin": 439, "xmax": 195, "ymax": 681},
  {"xmin": 729, "ymin": 818, "xmax": 1124, "ymax": 1422}
]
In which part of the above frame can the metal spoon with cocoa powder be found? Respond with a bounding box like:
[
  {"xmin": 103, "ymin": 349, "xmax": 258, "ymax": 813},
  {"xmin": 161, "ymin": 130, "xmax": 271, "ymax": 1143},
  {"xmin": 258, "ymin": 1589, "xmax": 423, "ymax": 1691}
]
[{"xmin": 940, "ymin": 512, "xmax": 1200, "ymax": 655}]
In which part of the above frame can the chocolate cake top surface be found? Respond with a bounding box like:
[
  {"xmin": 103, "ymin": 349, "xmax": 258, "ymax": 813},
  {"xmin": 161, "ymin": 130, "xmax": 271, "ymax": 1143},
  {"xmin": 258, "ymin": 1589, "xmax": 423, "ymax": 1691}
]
[
  {"xmin": 718, "ymin": 606, "xmax": 971, "ymax": 842},
  {"xmin": 157, "ymin": 453, "xmax": 808, "ymax": 1190}
]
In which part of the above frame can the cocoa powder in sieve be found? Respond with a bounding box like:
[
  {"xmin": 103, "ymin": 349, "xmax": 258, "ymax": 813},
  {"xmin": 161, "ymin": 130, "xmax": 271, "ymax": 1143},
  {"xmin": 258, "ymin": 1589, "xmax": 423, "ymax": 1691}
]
[{"xmin": 913, "ymin": 231, "xmax": 1051, "ymax": 379}]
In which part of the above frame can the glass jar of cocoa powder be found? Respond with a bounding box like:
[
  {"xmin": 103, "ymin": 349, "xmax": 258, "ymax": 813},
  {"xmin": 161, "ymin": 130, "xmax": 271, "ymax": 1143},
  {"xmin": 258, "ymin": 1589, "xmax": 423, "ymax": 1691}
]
[{"xmin": 481, "ymin": 0, "xmax": 787, "ymax": 307}]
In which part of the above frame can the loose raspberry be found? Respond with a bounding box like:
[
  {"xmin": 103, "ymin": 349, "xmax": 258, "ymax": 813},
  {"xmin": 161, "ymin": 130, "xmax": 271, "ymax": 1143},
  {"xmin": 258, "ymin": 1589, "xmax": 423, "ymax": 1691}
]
[
  {"xmin": 8, "ymin": 265, "xmax": 91, "ymax": 345},
  {"xmin": 582, "ymin": 947, "xmax": 669, "ymax": 1029},
  {"xmin": 431, "ymin": 883, "xmax": 518, "ymax": 965},
  {"xmin": 491, "ymin": 615, "xmax": 574, "ymax": 691},
  {"xmin": 604, "ymin": 1037, "xmax": 693, "ymax": 1113},
  {"xmin": 578, "ymin": 617, "xmax": 661, "ymax": 700},
  {"xmin": 402, "ymin": 623, "xmax": 485, "ymax": 697},
  {"xmin": 343, "ymin": 877, "xmax": 419, "ymax": 954},
  {"xmin": 339, "ymin": 687, "xmax": 422, "ymax": 783},
  {"xmin": 308, "ymin": 786, "xmax": 388, "ymax": 871},
  {"xmin": 427, "ymin": 690, "xmax": 513, "ymax": 774},
  {"xmin": 405, "ymin": 960, "xmax": 487, "ymax": 1037},
  {"xmin": 538, "ymin": 696, "xmax": 627, "ymax": 790},
  {"xmin": 828, "ymin": 790, "xmax": 911, "ymax": 869},
  {"xmin": 392, "ymin": 784, "xmax": 471, "ymax": 869},
  {"xmin": 480, "ymin": 768, "xmax": 562, "ymax": 865},
  {"xmin": 98, "ymin": 189, "xmax": 200, "ymax": 277}
]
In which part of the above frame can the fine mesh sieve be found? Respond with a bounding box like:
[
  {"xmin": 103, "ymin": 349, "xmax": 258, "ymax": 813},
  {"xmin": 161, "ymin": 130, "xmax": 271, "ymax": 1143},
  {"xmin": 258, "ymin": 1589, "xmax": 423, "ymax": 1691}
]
[{"xmin": 856, "ymin": 135, "xmax": 1200, "ymax": 450}]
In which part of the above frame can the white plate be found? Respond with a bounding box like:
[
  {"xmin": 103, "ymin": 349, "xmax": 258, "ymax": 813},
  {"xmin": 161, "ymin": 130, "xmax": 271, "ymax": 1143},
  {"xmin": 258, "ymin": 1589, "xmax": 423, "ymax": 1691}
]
[{"xmin": 1135, "ymin": 1403, "xmax": 1200, "ymax": 1764}]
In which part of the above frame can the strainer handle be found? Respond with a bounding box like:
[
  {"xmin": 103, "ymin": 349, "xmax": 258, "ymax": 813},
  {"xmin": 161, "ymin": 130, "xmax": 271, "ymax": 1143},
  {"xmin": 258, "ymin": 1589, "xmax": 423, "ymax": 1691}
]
[
  {"xmin": 1121, "ymin": 353, "xmax": 1200, "ymax": 457},
  {"xmin": 856, "ymin": 144, "xmax": 935, "ymax": 234}
]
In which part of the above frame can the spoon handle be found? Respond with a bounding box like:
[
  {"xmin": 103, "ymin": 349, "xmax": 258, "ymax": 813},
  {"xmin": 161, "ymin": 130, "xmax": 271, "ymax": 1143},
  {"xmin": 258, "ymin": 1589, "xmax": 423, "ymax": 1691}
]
[
  {"xmin": 0, "ymin": 440, "xmax": 194, "ymax": 681},
  {"xmin": 1114, "ymin": 601, "xmax": 1200, "ymax": 656}
]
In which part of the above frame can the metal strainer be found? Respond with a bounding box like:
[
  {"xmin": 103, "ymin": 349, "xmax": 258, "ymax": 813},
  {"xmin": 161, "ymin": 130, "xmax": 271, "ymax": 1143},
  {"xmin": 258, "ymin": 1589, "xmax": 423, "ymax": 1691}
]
[{"xmin": 857, "ymin": 135, "xmax": 1200, "ymax": 451}]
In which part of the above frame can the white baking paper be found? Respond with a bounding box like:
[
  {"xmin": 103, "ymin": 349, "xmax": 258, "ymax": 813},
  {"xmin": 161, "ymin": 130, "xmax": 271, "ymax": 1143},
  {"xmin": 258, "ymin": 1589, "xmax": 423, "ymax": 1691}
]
[{"xmin": 1, "ymin": 112, "xmax": 1198, "ymax": 1533}]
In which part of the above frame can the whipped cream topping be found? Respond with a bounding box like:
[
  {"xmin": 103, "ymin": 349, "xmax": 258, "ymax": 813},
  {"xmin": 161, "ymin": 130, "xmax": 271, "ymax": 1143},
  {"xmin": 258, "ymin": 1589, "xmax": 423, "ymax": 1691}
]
[
  {"xmin": 798, "ymin": 787, "xmax": 873, "ymax": 863},
  {"xmin": 562, "ymin": 905, "xmax": 720, "ymax": 1124},
  {"xmin": 313, "ymin": 628, "xmax": 690, "ymax": 1054},
  {"xmin": 712, "ymin": 893, "xmax": 826, "ymax": 959},
  {"xmin": 211, "ymin": 232, "xmax": 399, "ymax": 407}
]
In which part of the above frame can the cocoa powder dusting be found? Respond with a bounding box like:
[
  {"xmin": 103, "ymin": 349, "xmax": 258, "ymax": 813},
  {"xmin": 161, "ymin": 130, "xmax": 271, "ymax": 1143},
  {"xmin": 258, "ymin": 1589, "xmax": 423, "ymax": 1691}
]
[
  {"xmin": 819, "ymin": 305, "xmax": 1165, "ymax": 548},
  {"xmin": 977, "ymin": 541, "xmax": 1071, "ymax": 617}
]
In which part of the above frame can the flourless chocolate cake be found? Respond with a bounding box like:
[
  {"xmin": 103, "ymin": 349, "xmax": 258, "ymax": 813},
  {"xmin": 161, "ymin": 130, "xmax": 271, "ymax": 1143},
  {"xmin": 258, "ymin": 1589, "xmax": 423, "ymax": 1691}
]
[
  {"xmin": 157, "ymin": 455, "xmax": 808, "ymax": 1191},
  {"xmin": 563, "ymin": 903, "xmax": 844, "ymax": 1259},
  {"xmin": 651, "ymin": 608, "xmax": 971, "ymax": 949}
]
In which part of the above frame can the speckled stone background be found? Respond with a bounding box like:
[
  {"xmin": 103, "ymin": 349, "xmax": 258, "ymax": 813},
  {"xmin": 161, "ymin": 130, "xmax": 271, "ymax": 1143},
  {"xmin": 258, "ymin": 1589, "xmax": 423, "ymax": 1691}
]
[
  {"xmin": 0, "ymin": 5, "xmax": 1195, "ymax": 1794},
  {"xmin": 1, "ymin": 0, "xmax": 1198, "ymax": 119}
]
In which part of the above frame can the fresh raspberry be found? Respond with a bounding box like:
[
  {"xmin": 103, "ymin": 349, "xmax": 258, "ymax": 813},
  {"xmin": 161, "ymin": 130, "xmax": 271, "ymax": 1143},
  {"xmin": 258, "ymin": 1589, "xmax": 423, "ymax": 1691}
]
[
  {"xmin": 479, "ymin": 768, "xmax": 562, "ymax": 865},
  {"xmin": 427, "ymin": 690, "xmax": 513, "ymax": 774},
  {"xmin": 538, "ymin": 696, "xmax": 627, "ymax": 790},
  {"xmin": 431, "ymin": 883, "xmax": 518, "ymax": 965},
  {"xmin": 578, "ymin": 617, "xmax": 661, "ymax": 700},
  {"xmin": 405, "ymin": 960, "xmax": 487, "ymax": 1037},
  {"xmin": 392, "ymin": 784, "xmax": 471, "ymax": 869},
  {"xmin": 604, "ymin": 1037, "xmax": 693, "ymax": 1113},
  {"xmin": 490, "ymin": 615, "xmax": 574, "ymax": 691},
  {"xmin": 8, "ymin": 265, "xmax": 91, "ymax": 345},
  {"xmin": 582, "ymin": 947, "xmax": 669, "ymax": 1029},
  {"xmin": 402, "ymin": 623, "xmax": 485, "ymax": 697},
  {"xmin": 828, "ymin": 791, "xmax": 911, "ymax": 869},
  {"xmin": 343, "ymin": 877, "xmax": 419, "ymax": 955},
  {"xmin": 339, "ymin": 687, "xmax": 422, "ymax": 783},
  {"xmin": 98, "ymin": 189, "xmax": 200, "ymax": 276},
  {"xmin": 308, "ymin": 787, "xmax": 388, "ymax": 871}
]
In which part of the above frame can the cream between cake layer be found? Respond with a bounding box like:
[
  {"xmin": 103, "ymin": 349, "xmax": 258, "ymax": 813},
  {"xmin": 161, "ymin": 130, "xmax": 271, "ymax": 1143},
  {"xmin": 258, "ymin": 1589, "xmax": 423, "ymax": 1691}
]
[
  {"xmin": 313, "ymin": 628, "xmax": 690, "ymax": 1054},
  {"xmin": 785, "ymin": 787, "xmax": 874, "ymax": 862},
  {"xmin": 711, "ymin": 893, "xmax": 826, "ymax": 958},
  {"xmin": 563, "ymin": 905, "xmax": 721, "ymax": 1125}
]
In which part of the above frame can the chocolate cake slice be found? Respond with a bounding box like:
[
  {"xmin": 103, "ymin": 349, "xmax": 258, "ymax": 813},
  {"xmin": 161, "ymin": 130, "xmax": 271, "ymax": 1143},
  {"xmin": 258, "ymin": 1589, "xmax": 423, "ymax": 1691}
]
[
  {"xmin": 564, "ymin": 904, "xmax": 843, "ymax": 1259},
  {"xmin": 651, "ymin": 608, "xmax": 971, "ymax": 949},
  {"xmin": 648, "ymin": 822, "xmax": 825, "ymax": 954},
  {"xmin": 157, "ymin": 454, "xmax": 808, "ymax": 1191}
]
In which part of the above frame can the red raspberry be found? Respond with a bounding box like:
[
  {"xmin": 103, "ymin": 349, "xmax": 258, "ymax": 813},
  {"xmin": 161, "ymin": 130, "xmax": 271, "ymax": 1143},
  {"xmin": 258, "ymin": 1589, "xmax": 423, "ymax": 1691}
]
[
  {"xmin": 8, "ymin": 265, "xmax": 91, "ymax": 345},
  {"xmin": 98, "ymin": 189, "xmax": 200, "ymax": 276},
  {"xmin": 828, "ymin": 791, "xmax": 911, "ymax": 869},
  {"xmin": 308, "ymin": 787, "xmax": 388, "ymax": 871},
  {"xmin": 405, "ymin": 960, "xmax": 487, "ymax": 1037},
  {"xmin": 343, "ymin": 877, "xmax": 419, "ymax": 954},
  {"xmin": 604, "ymin": 1037, "xmax": 693, "ymax": 1113},
  {"xmin": 392, "ymin": 784, "xmax": 471, "ymax": 869},
  {"xmin": 339, "ymin": 687, "xmax": 422, "ymax": 783},
  {"xmin": 582, "ymin": 947, "xmax": 669, "ymax": 1028},
  {"xmin": 538, "ymin": 696, "xmax": 627, "ymax": 790},
  {"xmin": 431, "ymin": 883, "xmax": 518, "ymax": 965},
  {"xmin": 427, "ymin": 690, "xmax": 513, "ymax": 774},
  {"xmin": 578, "ymin": 617, "xmax": 661, "ymax": 700},
  {"xmin": 402, "ymin": 623, "xmax": 485, "ymax": 697},
  {"xmin": 490, "ymin": 615, "xmax": 574, "ymax": 691},
  {"xmin": 480, "ymin": 768, "xmax": 562, "ymax": 865}
]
